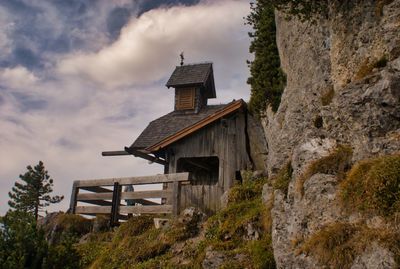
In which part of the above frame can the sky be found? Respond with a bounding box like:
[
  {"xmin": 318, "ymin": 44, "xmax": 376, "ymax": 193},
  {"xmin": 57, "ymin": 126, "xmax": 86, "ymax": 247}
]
[{"xmin": 0, "ymin": 0, "xmax": 252, "ymax": 215}]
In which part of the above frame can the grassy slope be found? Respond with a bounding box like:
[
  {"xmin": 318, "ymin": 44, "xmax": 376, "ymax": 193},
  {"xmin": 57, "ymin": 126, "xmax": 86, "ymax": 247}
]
[{"xmin": 76, "ymin": 178, "xmax": 276, "ymax": 269}]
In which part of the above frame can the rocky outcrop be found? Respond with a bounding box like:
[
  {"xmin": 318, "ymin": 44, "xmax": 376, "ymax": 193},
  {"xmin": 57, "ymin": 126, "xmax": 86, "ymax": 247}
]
[{"xmin": 262, "ymin": 1, "xmax": 400, "ymax": 268}]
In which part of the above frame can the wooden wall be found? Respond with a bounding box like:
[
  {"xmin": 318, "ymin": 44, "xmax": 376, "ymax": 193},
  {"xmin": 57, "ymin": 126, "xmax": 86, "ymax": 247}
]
[{"xmin": 166, "ymin": 110, "xmax": 251, "ymax": 215}]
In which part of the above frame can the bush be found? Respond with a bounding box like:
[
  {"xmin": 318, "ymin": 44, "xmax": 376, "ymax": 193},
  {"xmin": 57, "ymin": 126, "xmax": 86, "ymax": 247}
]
[
  {"xmin": 299, "ymin": 222, "xmax": 400, "ymax": 269},
  {"xmin": 297, "ymin": 145, "xmax": 353, "ymax": 195},
  {"xmin": 339, "ymin": 154, "xmax": 400, "ymax": 217}
]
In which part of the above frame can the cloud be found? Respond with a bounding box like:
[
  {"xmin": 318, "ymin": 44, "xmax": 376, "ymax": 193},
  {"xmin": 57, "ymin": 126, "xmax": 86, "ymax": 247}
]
[
  {"xmin": 0, "ymin": 0, "xmax": 251, "ymax": 215},
  {"xmin": 57, "ymin": 0, "xmax": 250, "ymax": 88},
  {"xmin": 0, "ymin": 66, "xmax": 39, "ymax": 89}
]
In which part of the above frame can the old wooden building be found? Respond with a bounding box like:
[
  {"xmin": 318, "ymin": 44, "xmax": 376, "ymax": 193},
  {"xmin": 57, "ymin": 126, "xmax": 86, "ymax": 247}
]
[
  {"xmin": 71, "ymin": 62, "xmax": 262, "ymax": 220},
  {"xmin": 125, "ymin": 63, "xmax": 252, "ymax": 214}
]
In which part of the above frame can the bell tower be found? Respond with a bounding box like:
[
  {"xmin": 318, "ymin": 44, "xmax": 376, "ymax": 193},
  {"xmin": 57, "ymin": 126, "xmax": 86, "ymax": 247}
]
[{"xmin": 166, "ymin": 63, "xmax": 216, "ymax": 113}]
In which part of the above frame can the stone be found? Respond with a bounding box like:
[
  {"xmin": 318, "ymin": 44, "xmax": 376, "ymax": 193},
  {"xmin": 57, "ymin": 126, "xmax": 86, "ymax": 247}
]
[
  {"xmin": 92, "ymin": 214, "xmax": 109, "ymax": 233},
  {"xmin": 351, "ymin": 243, "xmax": 396, "ymax": 269},
  {"xmin": 178, "ymin": 207, "xmax": 206, "ymax": 225},
  {"xmin": 202, "ymin": 247, "xmax": 227, "ymax": 269},
  {"xmin": 153, "ymin": 218, "xmax": 170, "ymax": 230},
  {"xmin": 262, "ymin": 1, "xmax": 400, "ymax": 268},
  {"xmin": 244, "ymin": 222, "xmax": 260, "ymax": 241}
]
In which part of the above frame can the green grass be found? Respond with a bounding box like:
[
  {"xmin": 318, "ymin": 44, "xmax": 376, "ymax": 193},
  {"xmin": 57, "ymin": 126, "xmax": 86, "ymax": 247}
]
[
  {"xmin": 339, "ymin": 154, "xmax": 400, "ymax": 218},
  {"xmin": 75, "ymin": 177, "xmax": 276, "ymax": 268},
  {"xmin": 298, "ymin": 222, "xmax": 400, "ymax": 269},
  {"xmin": 296, "ymin": 145, "xmax": 353, "ymax": 196},
  {"xmin": 272, "ymin": 161, "xmax": 293, "ymax": 198}
]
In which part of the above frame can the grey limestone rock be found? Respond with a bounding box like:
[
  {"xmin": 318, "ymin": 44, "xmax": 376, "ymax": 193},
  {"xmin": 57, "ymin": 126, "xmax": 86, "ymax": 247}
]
[{"xmin": 263, "ymin": 1, "xmax": 400, "ymax": 268}]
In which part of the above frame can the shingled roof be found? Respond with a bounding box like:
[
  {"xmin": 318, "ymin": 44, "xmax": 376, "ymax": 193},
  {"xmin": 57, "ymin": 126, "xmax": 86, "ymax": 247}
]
[
  {"xmin": 129, "ymin": 100, "xmax": 245, "ymax": 152},
  {"xmin": 166, "ymin": 62, "xmax": 212, "ymax": 87},
  {"xmin": 166, "ymin": 63, "xmax": 216, "ymax": 98}
]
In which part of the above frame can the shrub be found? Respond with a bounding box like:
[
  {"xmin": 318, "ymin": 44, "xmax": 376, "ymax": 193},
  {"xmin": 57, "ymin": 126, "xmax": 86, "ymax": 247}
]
[
  {"xmin": 339, "ymin": 154, "xmax": 400, "ymax": 217},
  {"xmin": 298, "ymin": 222, "xmax": 400, "ymax": 269},
  {"xmin": 296, "ymin": 145, "xmax": 353, "ymax": 196},
  {"xmin": 228, "ymin": 177, "xmax": 267, "ymax": 204}
]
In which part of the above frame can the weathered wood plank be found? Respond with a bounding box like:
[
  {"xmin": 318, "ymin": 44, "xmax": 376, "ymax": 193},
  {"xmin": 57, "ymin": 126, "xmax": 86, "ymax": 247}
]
[
  {"xmin": 75, "ymin": 206, "xmax": 112, "ymax": 214},
  {"xmin": 74, "ymin": 172, "xmax": 190, "ymax": 187},
  {"xmin": 124, "ymin": 147, "xmax": 167, "ymax": 165},
  {"xmin": 78, "ymin": 200, "xmax": 113, "ymax": 206},
  {"xmin": 110, "ymin": 183, "xmax": 122, "ymax": 226},
  {"xmin": 79, "ymin": 186, "xmax": 112, "ymax": 193},
  {"xmin": 77, "ymin": 190, "xmax": 171, "ymax": 201},
  {"xmin": 172, "ymin": 181, "xmax": 181, "ymax": 216},
  {"xmin": 134, "ymin": 199, "xmax": 160, "ymax": 206},
  {"xmin": 119, "ymin": 205, "xmax": 173, "ymax": 214},
  {"xmin": 69, "ymin": 182, "xmax": 79, "ymax": 213},
  {"xmin": 77, "ymin": 192, "xmax": 113, "ymax": 200},
  {"xmin": 102, "ymin": 150, "xmax": 130, "ymax": 156},
  {"xmin": 122, "ymin": 190, "xmax": 172, "ymax": 200}
]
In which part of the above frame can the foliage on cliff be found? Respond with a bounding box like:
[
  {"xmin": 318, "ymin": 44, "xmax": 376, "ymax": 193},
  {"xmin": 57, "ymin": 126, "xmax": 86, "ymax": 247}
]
[
  {"xmin": 246, "ymin": 1, "xmax": 286, "ymax": 115},
  {"xmin": 296, "ymin": 153, "xmax": 400, "ymax": 268},
  {"xmin": 339, "ymin": 154, "xmax": 400, "ymax": 218}
]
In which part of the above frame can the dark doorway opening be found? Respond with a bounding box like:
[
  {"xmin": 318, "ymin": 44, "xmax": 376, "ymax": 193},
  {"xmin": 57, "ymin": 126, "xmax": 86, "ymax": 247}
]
[{"xmin": 177, "ymin": 156, "xmax": 219, "ymax": 185}]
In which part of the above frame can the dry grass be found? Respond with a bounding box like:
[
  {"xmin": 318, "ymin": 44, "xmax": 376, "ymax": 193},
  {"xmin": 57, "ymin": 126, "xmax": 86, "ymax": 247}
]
[
  {"xmin": 339, "ymin": 154, "xmax": 400, "ymax": 218},
  {"xmin": 375, "ymin": 0, "xmax": 395, "ymax": 16},
  {"xmin": 354, "ymin": 56, "xmax": 388, "ymax": 81},
  {"xmin": 296, "ymin": 145, "xmax": 353, "ymax": 196},
  {"xmin": 321, "ymin": 86, "xmax": 335, "ymax": 106},
  {"xmin": 299, "ymin": 222, "xmax": 400, "ymax": 269},
  {"xmin": 272, "ymin": 161, "xmax": 293, "ymax": 198}
]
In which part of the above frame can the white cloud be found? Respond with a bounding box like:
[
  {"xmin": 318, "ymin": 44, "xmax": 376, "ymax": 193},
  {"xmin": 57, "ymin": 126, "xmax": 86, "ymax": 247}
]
[
  {"xmin": 58, "ymin": 0, "xmax": 250, "ymax": 88},
  {"xmin": 0, "ymin": 66, "xmax": 39, "ymax": 89},
  {"xmin": 0, "ymin": 0, "xmax": 251, "ymax": 215}
]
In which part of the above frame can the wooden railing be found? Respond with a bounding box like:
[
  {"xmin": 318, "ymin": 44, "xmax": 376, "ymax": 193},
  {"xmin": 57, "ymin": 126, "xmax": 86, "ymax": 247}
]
[{"xmin": 69, "ymin": 173, "xmax": 190, "ymax": 225}]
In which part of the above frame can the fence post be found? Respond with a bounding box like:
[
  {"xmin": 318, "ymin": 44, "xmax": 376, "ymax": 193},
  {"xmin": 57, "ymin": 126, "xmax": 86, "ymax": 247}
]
[
  {"xmin": 110, "ymin": 182, "xmax": 122, "ymax": 226},
  {"xmin": 69, "ymin": 182, "xmax": 79, "ymax": 214},
  {"xmin": 172, "ymin": 180, "xmax": 181, "ymax": 216}
]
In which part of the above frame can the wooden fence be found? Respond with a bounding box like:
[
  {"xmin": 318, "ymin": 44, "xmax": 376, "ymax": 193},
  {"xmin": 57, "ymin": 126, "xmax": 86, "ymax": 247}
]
[{"xmin": 69, "ymin": 172, "xmax": 190, "ymax": 225}]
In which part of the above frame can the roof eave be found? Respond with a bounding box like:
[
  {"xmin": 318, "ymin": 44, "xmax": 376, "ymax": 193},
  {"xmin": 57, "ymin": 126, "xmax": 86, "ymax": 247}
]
[{"xmin": 145, "ymin": 99, "xmax": 246, "ymax": 152}]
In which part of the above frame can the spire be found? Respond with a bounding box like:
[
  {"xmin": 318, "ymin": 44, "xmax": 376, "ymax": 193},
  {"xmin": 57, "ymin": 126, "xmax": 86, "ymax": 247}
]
[{"xmin": 180, "ymin": 52, "xmax": 184, "ymax": 66}]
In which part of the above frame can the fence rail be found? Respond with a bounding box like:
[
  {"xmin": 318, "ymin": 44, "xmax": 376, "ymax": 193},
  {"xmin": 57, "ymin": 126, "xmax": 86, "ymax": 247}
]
[{"xmin": 69, "ymin": 172, "xmax": 190, "ymax": 226}]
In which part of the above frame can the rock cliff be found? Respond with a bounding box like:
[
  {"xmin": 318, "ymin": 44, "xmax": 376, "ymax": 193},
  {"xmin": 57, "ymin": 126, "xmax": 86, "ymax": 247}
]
[{"xmin": 262, "ymin": 1, "xmax": 400, "ymax": 268}]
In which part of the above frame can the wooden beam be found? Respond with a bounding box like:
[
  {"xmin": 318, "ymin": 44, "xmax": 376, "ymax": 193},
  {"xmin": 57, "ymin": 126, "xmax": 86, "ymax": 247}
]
[
  {"xmin": 146, "ymin": 99, "xmax": 245, "ymax": 152},
  {"xmin": 110, "ymin": 183, "xmax": 122, "ymax": 226},
  {"xmin": 122, "ymin": 190, "xmax": 172, "ymax": 200},
  {"xmin": 74, "ymin": 172, "xmax": 190, "ymax": 187},
  {"xmin": 75, "ymin": 206, "xmax": 112, "ymax": 214},
  {"xmin": 134, "ymin": 199, "xmax": 160, "ymax": 206},
  {"xmin": 119, "ymin": 205, "xmax": 173, "ymax": 214},
  {"xmin": 77, "ymin": 190, "xmax": 171, "ymax": 201},
  {"xmin": 77, "ymin": 192, "xmax": 113, "ymax": 200},
  {"xmin": 102, "ymin": 150, "xmax": 130, "ymax": 156},
  {"xmin": 172, "ymin": 181, "xmax": 181, "ymax": 216},
  {"xmin": 78, "ymin": 199, "xmax": 113, "ymax": 206},
  {"xmin": 69, "ymin": 182, "xmax": 79, "ymax": 214},
  {"xmin": 79, "ymin": 186, "xmax": 112, "ymax": 193},
  {"xmin": 124, "ymin": 147, "xmax": 167, "ymax": 165}
]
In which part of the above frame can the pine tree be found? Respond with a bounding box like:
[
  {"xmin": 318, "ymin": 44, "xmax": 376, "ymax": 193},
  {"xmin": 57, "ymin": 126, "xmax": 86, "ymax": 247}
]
[
  {"xmin": 246, "ymin": 0, "xmax": 286, "ymax": 115},
  {"xmin": 8, "ymin": 161, "xmax": 64, "ymax": 221}
]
